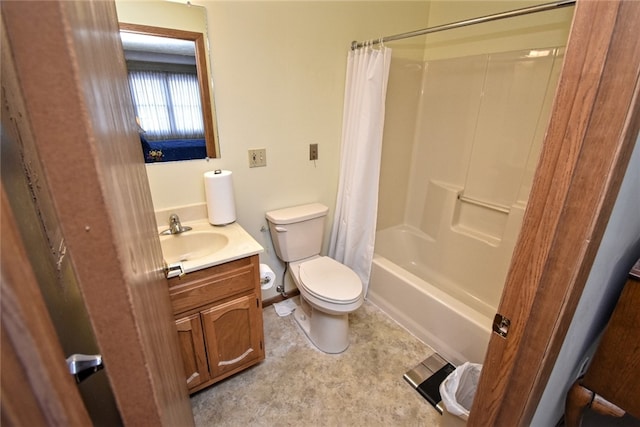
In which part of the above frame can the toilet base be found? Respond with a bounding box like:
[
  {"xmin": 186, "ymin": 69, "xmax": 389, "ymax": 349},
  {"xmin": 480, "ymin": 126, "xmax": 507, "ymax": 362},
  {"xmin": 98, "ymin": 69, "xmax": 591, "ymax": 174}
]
[{"xmin": 293, "ymin": 298, "xmax": 350, "ymax": 354}]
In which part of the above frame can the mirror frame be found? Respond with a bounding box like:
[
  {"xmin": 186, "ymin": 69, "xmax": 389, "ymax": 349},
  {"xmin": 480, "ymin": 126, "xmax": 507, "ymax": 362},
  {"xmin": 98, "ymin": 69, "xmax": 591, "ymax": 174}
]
[{"xmin": 120, "ymin": 22, "xmax": 217, "ymax": 159}]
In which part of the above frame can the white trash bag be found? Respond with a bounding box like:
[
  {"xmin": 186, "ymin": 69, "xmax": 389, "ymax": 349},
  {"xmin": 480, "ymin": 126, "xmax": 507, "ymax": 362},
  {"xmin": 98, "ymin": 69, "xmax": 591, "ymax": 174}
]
[{"xmin": 439, "ymin": 362, "xmax": 482, "ymax": 421}]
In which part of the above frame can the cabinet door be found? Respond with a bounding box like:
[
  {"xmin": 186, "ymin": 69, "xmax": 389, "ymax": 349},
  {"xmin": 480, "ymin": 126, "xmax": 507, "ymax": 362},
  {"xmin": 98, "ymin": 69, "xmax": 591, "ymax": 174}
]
[
  {"xmin": 175, "ymin": 314, "xmax": 210, "ymax": 390},
  {"xmin": 201, "ymin": 295, "xmax": 264, "ymax": 380}
]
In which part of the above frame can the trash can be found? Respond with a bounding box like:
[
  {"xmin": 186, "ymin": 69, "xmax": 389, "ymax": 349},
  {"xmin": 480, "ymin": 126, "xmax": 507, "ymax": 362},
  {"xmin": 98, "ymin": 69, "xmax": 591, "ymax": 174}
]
[{"xmin": 439, "ymin": 362, "xmax": 482, "ymax": 426}]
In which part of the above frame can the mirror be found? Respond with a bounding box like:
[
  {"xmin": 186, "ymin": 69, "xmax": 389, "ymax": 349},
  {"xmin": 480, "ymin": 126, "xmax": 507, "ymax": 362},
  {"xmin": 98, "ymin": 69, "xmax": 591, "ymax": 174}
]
[{"xmin": 116, "ymin": 1, "xmax": 219, "ymax": 161}]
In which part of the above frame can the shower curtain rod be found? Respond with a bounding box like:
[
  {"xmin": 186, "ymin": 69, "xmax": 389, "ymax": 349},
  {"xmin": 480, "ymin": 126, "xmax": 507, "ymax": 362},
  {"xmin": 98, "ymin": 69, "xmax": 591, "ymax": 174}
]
[{"xmin": 350, "ymin": 0, "xmax": 575, "ymax": 50}]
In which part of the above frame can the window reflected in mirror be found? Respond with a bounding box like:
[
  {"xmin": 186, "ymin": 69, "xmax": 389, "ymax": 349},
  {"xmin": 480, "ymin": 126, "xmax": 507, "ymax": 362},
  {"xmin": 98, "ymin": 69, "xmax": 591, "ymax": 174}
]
[{"xmin": 120, "ymin": 24, "xmax": 217, "ymax": 162}]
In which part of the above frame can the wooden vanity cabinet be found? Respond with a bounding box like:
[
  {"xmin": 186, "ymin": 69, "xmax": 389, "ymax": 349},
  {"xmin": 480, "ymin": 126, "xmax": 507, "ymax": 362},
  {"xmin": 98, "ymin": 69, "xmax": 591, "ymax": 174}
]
[
  {"xmin": 168, "ymin": 255, "xmax": 265, "ymax": 394},
  {"xmin": 175, "ymin": 313, "xmax": 210, "ymax": 390}
]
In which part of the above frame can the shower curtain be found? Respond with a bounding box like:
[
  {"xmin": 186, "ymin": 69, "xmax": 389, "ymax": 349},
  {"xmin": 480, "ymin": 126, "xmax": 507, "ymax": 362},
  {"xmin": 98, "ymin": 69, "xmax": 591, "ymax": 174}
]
[{"xmin": 328, "ymin": 45, "xmax": 392, "ymax": 295}]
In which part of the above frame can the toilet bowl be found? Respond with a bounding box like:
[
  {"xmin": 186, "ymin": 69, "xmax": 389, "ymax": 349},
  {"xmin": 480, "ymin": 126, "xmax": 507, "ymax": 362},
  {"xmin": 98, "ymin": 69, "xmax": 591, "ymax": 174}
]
[
  {"xmin": 290, "ymin": 256, "xmax": 363, "ymax": 353},
  {"xmin": 265, "ymin": 203, "xmax": 364, "ymax": 353}
]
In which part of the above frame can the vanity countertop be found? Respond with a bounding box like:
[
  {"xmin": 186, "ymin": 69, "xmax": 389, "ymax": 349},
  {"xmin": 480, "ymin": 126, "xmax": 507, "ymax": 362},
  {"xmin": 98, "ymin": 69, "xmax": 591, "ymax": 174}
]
[{"xmin": 159, "ymin": 220, "xmax": 263, "ymax": 277}]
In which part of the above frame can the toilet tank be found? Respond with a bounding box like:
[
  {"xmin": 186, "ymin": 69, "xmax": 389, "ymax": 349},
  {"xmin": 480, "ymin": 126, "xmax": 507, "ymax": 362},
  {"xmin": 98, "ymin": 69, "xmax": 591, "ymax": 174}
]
[{"xmin": 265, "ymin": 203, "xmax": 329, "ymax": 262}]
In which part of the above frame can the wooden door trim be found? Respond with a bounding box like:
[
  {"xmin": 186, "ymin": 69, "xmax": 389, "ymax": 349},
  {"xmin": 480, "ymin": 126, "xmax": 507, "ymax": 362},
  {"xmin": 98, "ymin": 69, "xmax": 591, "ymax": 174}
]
[{"xmin": 469, "ymin": 0, "xmax": 640, "ymax": 425}]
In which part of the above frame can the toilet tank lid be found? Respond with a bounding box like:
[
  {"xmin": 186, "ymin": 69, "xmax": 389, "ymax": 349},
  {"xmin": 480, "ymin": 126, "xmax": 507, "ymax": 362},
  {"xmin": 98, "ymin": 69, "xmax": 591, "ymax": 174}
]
[{"xmin": 266, "ymin": 203, "xmax": 329, "ymax": 224}]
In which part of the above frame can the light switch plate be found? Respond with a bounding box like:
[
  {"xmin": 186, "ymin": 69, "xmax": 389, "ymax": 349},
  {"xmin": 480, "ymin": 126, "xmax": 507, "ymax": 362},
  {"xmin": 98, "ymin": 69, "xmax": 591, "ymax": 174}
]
[{"xmin": 249, "ymin": 148, "xmax": 267, "ymax": 168}]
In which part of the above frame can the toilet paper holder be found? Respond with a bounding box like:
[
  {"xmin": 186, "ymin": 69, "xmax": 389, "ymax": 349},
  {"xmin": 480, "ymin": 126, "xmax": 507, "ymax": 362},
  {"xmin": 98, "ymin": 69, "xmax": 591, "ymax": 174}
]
[
  {"xmin": 260, "ymin": 276, "xmax": 272, "ymax": 286},
  {"xmin": 259, "ymin": 263, "xmax": 276, "ymax": 290}
]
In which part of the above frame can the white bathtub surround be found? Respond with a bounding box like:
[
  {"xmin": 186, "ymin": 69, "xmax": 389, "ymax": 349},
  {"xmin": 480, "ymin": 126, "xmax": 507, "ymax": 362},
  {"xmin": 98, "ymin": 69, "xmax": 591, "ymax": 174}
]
[
  {"xmin": 329, "ymin": 45, "xmax": 392, "ymax": 293},
  {"xmin": 373, "ymin": 47, "xmax": 566, "ymax": 365},
  {"xmin": 369, "ymin": 227, "xmax": 492, "ymax": 365}
]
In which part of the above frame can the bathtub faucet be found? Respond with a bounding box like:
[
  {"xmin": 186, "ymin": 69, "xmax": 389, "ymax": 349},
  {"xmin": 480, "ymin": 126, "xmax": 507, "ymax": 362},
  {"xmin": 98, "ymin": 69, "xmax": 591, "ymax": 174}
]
[{"xmin": 160, "ymin": 214, "xmax": 192, "ymax": 235}]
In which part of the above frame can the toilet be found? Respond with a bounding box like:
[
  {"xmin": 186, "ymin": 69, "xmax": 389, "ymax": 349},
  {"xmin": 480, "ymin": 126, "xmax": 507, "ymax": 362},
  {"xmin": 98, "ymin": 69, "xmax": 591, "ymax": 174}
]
[{"xmin": 266, "ymin": 203, "xmax": 364, "ymax": 353}]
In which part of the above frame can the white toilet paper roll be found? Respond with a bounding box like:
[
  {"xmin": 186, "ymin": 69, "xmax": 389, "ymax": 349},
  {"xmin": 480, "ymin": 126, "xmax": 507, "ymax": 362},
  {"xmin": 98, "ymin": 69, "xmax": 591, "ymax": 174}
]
[
  {"xmin": 259, "ymin": 263, "xmax": 276, "ymax": 290},
  {"xmin": 204, "ymin": 170, "xmax": 237, "ymax": 225}
]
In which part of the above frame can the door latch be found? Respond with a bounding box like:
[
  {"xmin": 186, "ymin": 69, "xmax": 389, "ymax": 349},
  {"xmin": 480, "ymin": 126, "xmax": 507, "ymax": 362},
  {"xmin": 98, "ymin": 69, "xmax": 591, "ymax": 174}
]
[
  {"xmin": 66, "ymin": 354, "xmax": 103, "ymax": 383},
  {"xmin": 492, "ymin": 313, "xmax": 511, "ymax": 338}
]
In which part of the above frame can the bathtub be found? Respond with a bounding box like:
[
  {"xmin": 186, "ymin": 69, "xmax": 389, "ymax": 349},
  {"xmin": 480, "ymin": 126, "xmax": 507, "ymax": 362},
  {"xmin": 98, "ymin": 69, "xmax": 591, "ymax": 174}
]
[{"xmin": 367, "ymin": 225, "xmax": 492, "ymax": 365}]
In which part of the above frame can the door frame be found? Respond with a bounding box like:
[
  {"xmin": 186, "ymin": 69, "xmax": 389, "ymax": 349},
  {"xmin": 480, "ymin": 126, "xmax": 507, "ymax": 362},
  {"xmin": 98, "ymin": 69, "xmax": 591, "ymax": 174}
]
[{"xmin": 469, "ymin": 0, "xmax": 640, "ymax": 424}]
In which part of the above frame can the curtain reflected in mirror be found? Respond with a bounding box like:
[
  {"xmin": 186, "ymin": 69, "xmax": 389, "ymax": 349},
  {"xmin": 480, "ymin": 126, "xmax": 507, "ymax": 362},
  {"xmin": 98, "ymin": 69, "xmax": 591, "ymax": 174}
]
[{"xmin": 120, "ymin": 24, "xmax": 217, "ymax": 162}]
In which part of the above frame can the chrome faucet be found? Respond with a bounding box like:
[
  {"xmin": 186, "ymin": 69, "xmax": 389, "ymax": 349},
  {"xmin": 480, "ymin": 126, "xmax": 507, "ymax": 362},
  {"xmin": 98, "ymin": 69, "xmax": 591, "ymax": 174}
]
[{"xmin": 160, "ymin": 213, "xmax": 192, "ymax": 235}]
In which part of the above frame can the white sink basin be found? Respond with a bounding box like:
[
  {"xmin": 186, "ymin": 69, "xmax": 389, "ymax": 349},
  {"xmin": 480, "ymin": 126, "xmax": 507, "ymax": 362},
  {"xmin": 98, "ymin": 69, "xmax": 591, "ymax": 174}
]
[
  {"xmin": 157, "ymin": 220, "xmax": 263, "ymax": 277},
  {"xmin": 160, "ymin": 231, "xmax": 229, "ymax": 264}
]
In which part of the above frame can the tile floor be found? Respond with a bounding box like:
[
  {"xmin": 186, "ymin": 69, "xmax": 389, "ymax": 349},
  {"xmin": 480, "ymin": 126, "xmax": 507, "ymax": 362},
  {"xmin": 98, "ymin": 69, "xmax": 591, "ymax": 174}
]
[{"xmin": 190, "ymin": 298, "xmax": 442, "ymax": 426}]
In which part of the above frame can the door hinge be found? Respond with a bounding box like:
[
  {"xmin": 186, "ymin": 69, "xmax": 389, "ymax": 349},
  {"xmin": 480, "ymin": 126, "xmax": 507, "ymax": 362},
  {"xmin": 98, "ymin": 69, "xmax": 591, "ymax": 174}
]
[{"xmin": 492, "ymin": 313, "xmax": 511, "ymax": 338}]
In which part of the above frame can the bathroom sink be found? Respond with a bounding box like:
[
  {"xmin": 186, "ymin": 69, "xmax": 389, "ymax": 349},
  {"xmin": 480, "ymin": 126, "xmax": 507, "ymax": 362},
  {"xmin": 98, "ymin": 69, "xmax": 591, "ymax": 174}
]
[
  {"xmin": 160, "ymin": 231, "xmax": 229, "ymax": 264},
  {"xmin": 156, "ymin": 218, "xmax": 263, "ymax": 277}
]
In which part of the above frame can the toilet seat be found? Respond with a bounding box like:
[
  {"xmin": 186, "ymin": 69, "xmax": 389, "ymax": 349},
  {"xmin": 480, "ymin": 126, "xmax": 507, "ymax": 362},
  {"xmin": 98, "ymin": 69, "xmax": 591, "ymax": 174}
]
[{"xmin": 297, "ymin": 256, "xmax": 362, "ymax": 305}]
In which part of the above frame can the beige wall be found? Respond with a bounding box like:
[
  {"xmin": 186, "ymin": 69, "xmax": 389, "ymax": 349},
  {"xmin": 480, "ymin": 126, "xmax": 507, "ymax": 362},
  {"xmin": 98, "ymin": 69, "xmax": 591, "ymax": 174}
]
[{"xmin": 116, "ymin": 1, "xmax": 430, "ymax": 300}]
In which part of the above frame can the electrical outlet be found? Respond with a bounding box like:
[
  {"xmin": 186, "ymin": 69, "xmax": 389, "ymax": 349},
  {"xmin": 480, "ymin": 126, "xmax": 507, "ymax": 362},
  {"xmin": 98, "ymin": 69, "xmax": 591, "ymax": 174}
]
[
  {"xmin": 310, "ymin": 143, "xmax": 318, "ymax": 161},
  {"xmin": 248, "ymin": 148, "xmax": 267, "ymax": 168}
]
